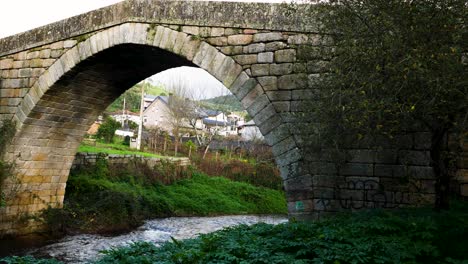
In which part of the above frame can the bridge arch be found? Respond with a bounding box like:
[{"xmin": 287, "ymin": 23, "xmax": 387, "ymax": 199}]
[{"xmin": 2, "ymin": 23, "xmax": 298, "ymax": 234}]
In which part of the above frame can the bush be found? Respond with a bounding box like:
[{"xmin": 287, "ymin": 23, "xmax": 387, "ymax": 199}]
[{"xmin": 96, "ymin": 116, "xmax": 121, "ymax": 143}]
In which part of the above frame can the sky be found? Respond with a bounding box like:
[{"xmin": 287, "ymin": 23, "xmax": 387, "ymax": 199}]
[{"xmin": 0, "ymin": 0, "xmax": 295, "ymax": 99}]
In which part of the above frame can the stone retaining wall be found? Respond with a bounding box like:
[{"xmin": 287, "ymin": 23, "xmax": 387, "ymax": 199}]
[{"xmin": 72, "ymin": 152, "xmax": 191, "ymax": 169}]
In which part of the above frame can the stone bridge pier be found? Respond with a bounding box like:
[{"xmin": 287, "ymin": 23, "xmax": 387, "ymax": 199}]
[{"xmin": 0, "ymin": 0, "xmax": 438, "ymax": 236}]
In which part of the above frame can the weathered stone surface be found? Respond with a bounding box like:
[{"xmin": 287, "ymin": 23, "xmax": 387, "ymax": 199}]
[
  {"xmin": 258, "ymin": 52, "xmax": 274, "ymax": 63},
  {"xmin": 266, "ymin": 90, "xmax": 291, "ymax": 101},
  {"xmin": 278, "ymin": 74, "xmax": 308, "ymax": 90},
  {"xmin": 275, "ymin": 49, "xmax": 296, "ymax": 63},
  {"xmin": 270, "ymin": 63, "xmax": 293, "ymax": 75},
  {"xmin": 257, "ymin": 76, "xmax": 277, "ymax": 91},
  {"xmin": 265, "ymin": 41, "xmax": 288, "ymax": 51},
  {"xmin": 233, "ymin": 54, "xmax": 257, "ymax": 65},
  {"xmin": 253, "ymin": 32, "xmax": 283, "ymax": 42},
  {"xmin": 251, "ymin": 64, "xmax": 269, "ymax": 76},
  {"xmin": 244, "ymin": 43, "xmax": 265, "ymax": 54},
  {"xmin": 227, "ymin": 35, "xmax": 253, "ymax": 45}
]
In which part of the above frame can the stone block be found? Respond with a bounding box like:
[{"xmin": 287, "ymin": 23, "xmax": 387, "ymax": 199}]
[
  {"xmin": 201, "ymin": 47, "xmax": 225, "ymax": 74},
  {"xmin": 227, "ymin": 34, "xmax": 253, "ymax": 45},
  {"xmin": 275, "ymin": 49, "xmax": 296, "ymax": 63},
  {"xmin": 374, "ymin": 150, "xmax": 398, "ymax": 164},
  {"xmin": 181, "ymin": 26, "xmax": 200, "ymax": 35},
  {"xmin": 288, "ymin": 34, "xmax": 308, "ymax": 45},
  {"xmin": 407, "ymin": 166, "xmax": 435, "ymax": 179},
  {"xmin": 257, "ymin": 76, "xmax": 277, "ymax": 91},
  {"xmin": 211, "ymin": 27, "xmax": 225, "ymax": 36},
  {"xmin": 26, "ymin": 51, "xmax": 40, "ymax": 60},
  {"xmin": 244, "ymin": 29, "xmax": 258, "ymax": 34},
  {"xmin": 14, "ymin": 51, "xmax": 28, "ymax": 60},
  {"xmin": 180, "ymin": 37, "xmax": 201, "ymax": 61},
  {"xmin": 172, "ymin": 32, "xmax": 189, "ymax": 54},
  {"xmin": 233, "ymin": 54, "xmax": 257, "ymax": 65},
  {"xmin": 241, "ymin": 84, "xmax": 264, "ymax": 109},
  {"xmin": 199, "ymin": 27, "xmax": 212, "ymax": 37},
  {"xmin": 229, "ymin": 71, "xmax": 249, "ymax": 95},
  {"xmin": 12, "ymin": 61, "xmax": 24, "ymax": 69},
  {"xmin": 398, "ymin": 150, "xmax": 430, "ymax": 166},
  {"xmin": 246, "ymin": 92, "xmax": 269, "ymax": 117},
  {"xmin": 253, "ymin": 32, "xmax": 283, "ymax": 42},
  {"xmin": 266, "ymin": 90, "xmax": 291, "ymax": 101},
  {"xmin": 235, "ymin": 78, "xmax": 257, "ymax": 101},
  {"xmin": 278, "ymin": 74, "xmax": 308, "ymax": 90},
  {"xmin": 258, "ymin": 52, "xmax": 274, "ymax": 63},
  {"xmin": 346, "ymin": 150, "xmax": 374, "ymax": 163},
  {"xmin": 265, "ymin": 41, "xmax": 287, "ymax": 51},
  {"xmin": 253, "ymin": 103, "xmax": 277, "ymax": 126},
  {"xmin": 265, "ymin": 124, "xmax": 292, "ymax": 147},
  {"xmin": 276, "ymin": 147, "xmax": 302, "ymax": 167},
  {"xmin": 273, "ymin": 101, "xmax": 290, "ymax": 112},
  {"xmin": 0, "ymin": 59, "xmax": 13, "ymax": 69},
  {"xmin": 219, "ymin": 46, "xmax": 243, "ymax": 55},
  {"xmin": 63, "ymin": 40, "xmax": 77, "ymax": 48},
  {"xmin": 258, "ymin": 114, "xmax": 282, "ymax": 135},
  {"xmin": 339, "ymin": 163, "xmax": 373, "ymax": 176},
  {"xmin": 39, "ymin": 49, "xmax": 51, "ymax": 59},
  {"xmin": 50, "ymin": 41, "xmax": 64, "ymax": 50},
  {"xmin": 225, "ymin": 28, "xmax": 241, "ymax": 35},
  {"xmin": 307, "ymin": 60, "xmax": 329, "ymax": 73},
  {"xmin": 193, "ymin": 42, "xmax": 217, "ymax": 66},
  {"xmin": 244, "ymin": 43, "xmax": 265, "ymax": 53},
  {"xmin": 251, "ymin": 64, "xmax": 269, "ymax": 76},
  {"xmin": 207, "ymin": 37, "xmax": 227, "ymax": 46},
  {"xmin": 270, "ymin": 63, "xmax": 293, "ymax": 75},
  {"xmin": 291, "ymin": 89, "xmax": 317, "ymax": 100}
]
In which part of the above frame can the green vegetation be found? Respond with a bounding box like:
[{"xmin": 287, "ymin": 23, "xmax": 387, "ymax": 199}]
[
  {"xmin": 310, "ymin": 0, "xmax": 467, "ymax": 210},
  {"xmin": 95, "ymin": 116, "xmax": 121, "ymax": 143},
  {"xmin": 95, "ymin": 202, "xmax": 468, "ymax": 263},
  {"xmin": 106, "ymin": 82, "xmax": 166, "ymax": 113},
  {"xmin": 41, "ymin": 158, "xmax": 286, "ymax": 235},
  {"xmin": 199, "ymin": 94, "xmax": 244, "ymax": 112},
  {"xmin": 7, "ymin": 201, "xmax": 467, "ymax": 263},
  {"xmin": 78, "ymin": 143, "xmax": 163, "ymax": 158}
]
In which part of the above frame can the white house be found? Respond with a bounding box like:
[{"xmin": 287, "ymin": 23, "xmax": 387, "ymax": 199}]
[{"xmin": 238, "ymin": 120, "xmax": 264, "ymax": 141}]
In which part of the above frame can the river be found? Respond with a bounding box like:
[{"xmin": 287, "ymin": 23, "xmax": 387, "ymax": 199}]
[{"xmin": 4, "ymin": 215, "xmax": 288, "ymax": 263}]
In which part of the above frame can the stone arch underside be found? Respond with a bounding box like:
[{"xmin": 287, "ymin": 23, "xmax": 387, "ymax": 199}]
[{"xmin": 1, "ymin": 23, "xmax": 299, "ymax": 234}]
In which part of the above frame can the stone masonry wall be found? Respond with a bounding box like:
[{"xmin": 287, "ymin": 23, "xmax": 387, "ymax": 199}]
[{"xmin": 72, "ymin": 152, "xmax": 190, "ymax": 169}]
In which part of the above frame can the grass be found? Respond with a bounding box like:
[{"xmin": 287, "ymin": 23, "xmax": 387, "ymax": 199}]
[{"xmin": 78, "ymin": 142, "xmax": 164, "ymax": 158}]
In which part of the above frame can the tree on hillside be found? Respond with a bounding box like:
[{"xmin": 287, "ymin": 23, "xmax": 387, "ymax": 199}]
[{"xmin": 310, "ymin": 0, "xmax": 467, "ymax": 209}]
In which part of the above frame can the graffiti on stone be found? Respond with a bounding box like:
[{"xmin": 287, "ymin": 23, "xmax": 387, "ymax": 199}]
[{"xmin": 316, "ymin": 179, "xmax": 411, "ymax": 210}]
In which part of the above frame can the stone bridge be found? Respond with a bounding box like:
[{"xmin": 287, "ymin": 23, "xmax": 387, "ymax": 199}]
[{"xmin": 0, "ymin": 0, "xmax": 440, "ymax": 235}]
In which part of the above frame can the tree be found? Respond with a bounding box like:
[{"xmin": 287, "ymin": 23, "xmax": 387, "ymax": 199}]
[
  {"xmin": 96, "ymin": 116, "xmax": 121, "ymax": 143},
  {"xmin": 311, "ymin": 0, "xmax": 467, "ymax": 209}
]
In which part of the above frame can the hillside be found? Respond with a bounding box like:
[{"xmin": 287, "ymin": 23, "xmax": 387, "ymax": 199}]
[{"xmin": 200, "ymin": 94, "xmax": 243, "ymax": 112}]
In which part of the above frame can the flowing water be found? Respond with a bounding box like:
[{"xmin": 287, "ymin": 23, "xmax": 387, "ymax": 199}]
[{"xmin": 6, "ymin": 215, "xmax": 288, "ymax": 263}]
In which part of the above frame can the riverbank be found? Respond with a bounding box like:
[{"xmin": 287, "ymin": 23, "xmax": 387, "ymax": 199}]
[{"xmin": 41, "ymin": 159, "xmax": 287, "ymax": 235}]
